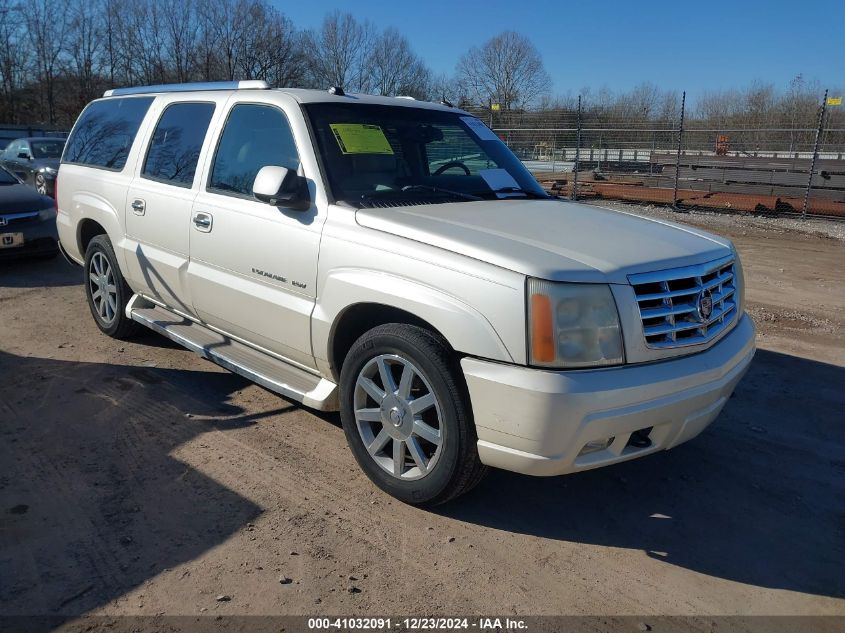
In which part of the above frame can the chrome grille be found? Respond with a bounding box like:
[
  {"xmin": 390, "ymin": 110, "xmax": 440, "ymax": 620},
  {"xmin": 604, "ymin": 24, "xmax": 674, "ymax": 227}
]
[{"xmin": 628, "ymin": 255, "xmax": 737, "ymax": 349}]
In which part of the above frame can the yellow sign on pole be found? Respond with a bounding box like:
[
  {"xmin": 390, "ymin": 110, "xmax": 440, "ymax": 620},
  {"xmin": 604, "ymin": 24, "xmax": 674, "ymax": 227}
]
[
  {"xmin": 491, "ymin": 103, "xmax": 501, "ymax": 111},
  {"xmin": 827, "ymin": 97, "xmax": 842, "ymax": 106}
]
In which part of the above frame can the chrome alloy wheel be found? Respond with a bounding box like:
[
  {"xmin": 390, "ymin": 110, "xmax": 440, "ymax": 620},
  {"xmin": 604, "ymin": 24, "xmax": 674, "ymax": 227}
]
[
  {"xmin": 35, "ymin": 174, "xmax": 48, "ymax": 195},
  {"xmin": 88, "ymin": 251, "xmax": 118, "ymax": 325},
  {"xmin": 353, "ymin": 354, "xmax": 443, "ymax": 480}
]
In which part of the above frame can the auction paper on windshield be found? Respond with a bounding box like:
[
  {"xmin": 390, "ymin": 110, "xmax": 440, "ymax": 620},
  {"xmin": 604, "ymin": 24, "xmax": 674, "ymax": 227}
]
[{"xmin": 330, "ymin": 124, "xmax": 394, "ymax": 155}]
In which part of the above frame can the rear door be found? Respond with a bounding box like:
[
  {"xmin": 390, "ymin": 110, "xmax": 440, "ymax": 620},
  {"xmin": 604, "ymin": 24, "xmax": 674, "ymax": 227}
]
[
  {"xmin": 187, "ymin": 98, "xmax": 324, "ymax": 369},
  {"xmin": 122, "ymin": 96, "xmax": 223, "ymax": 313}
]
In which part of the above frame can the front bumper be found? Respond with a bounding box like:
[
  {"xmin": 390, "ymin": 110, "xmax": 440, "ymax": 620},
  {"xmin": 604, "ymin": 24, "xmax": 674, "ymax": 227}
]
[
  {"xmin": 462, "ymin": 314, "xmax": 756, "ymax": 476},
  {"xmin": 0, "ymin": 217, "xmax": 58, "ymax": 259}
]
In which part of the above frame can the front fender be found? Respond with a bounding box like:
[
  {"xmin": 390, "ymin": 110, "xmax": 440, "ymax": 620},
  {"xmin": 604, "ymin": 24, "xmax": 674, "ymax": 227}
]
[{"xmin": 312, "ymin": 268, "xmax": 517, "ymax": 370}]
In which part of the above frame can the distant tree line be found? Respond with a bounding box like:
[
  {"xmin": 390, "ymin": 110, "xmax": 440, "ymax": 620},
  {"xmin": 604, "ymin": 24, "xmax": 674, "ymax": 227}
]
[
  {"xmin": 0, "ymin": 0, "xmax": 841, "ymax": 146},
  {"xmin": 0, "ymin": 0, "xmax": 551, "ymax": 126}
]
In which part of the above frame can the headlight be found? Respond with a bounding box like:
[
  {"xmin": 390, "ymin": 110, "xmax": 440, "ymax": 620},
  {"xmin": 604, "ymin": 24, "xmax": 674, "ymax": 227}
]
[
  {"xmin": 527, "ymin": 278, "xmax": 624, "ymax": 368},
  {"xmin": 38, "ymin": 206, "xmax": 57, "ymax": 221},
  {"xmin": 41, "ymin": 167, "xmax": 58, "ymax": 175}
]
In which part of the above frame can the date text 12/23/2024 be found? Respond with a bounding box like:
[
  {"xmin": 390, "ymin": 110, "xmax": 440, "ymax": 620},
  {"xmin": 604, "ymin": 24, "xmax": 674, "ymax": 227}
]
[{"xmin": 307, "ymin": 617, "xmax": 528, "ymax": 631}]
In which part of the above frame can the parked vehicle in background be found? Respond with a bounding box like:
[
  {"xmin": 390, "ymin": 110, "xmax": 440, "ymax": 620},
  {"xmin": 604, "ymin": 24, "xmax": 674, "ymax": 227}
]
[
  {"xmin": 2, "ymin": 137, "xmax": 65, "ymax": 196},
  {"xmin": 0, "ymin": 165, "xmax": 58, "ymax": 259},
  {"xmin": 57, "ymin": 81, "xmax": 755, "ymax": 505}
]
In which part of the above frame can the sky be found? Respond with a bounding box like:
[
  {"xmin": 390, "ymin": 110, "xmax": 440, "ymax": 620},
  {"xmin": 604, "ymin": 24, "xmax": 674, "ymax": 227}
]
[{"xmin": 274, "ymin": 0, "xmax": 844, "ymax": 105}]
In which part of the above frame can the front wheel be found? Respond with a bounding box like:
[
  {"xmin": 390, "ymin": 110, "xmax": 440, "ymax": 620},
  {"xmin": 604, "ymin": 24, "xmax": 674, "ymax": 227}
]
[
  {"xmin": 339, "ymin": 324, "xmax": 487, "ymax": 505},
  {"xmin": 34, "ymin": 173, "xmax": 48, "ymax": 195}
]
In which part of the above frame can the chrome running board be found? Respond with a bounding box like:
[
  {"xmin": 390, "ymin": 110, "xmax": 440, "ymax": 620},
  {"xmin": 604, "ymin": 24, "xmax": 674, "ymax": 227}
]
[{"xmin": 128, "ymin": 298, "xmax": 338, "ymax": 411}]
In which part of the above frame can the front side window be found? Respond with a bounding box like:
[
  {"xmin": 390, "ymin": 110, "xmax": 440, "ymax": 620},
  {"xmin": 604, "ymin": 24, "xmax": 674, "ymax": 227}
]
[
  {"xmin": 63, "ymin": 97, "xmax": 154, "ymax": 170},
  {"xmin": 143, "ymin": 102, "xmax": 215, "ymax": 187},
  {"xmin": 30, "ymin": 139, "xmax": 65, "ymax": 159},
  {"xmin": 209, "ymin": 104, "xmax": 299, "ymax": 198},
  {"xmin": 304, "ymin": 103, "xmax": 547, "ymax": 207}
]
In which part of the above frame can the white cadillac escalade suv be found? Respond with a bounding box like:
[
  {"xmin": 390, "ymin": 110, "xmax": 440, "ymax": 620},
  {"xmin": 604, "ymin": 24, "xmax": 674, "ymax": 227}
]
[{"xmin": 57, "ymin": 81, "xmax": 755, "ymax": 505}]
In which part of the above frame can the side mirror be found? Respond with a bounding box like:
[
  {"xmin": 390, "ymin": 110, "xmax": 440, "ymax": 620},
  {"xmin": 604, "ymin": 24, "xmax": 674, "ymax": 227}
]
[
  {"xmin": 18, "ymin": 152, "xmax": 31, "ymax": 160},
  {"xmin": 253, "ymin": 165, "xmax": 309, "ymax": 210}
]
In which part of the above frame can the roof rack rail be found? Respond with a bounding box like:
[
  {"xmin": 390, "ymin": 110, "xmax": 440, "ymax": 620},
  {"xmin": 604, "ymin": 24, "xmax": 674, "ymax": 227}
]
[{"xmin": 103, "ymin": 80, "xmax": 270, "ymax": 97}]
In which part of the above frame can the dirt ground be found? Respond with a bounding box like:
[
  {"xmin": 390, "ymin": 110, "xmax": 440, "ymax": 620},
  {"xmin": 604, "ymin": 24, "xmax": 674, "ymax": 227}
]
[{"xmin": 1, "ymin": 204, "xmax": 843, "ymax": 627}]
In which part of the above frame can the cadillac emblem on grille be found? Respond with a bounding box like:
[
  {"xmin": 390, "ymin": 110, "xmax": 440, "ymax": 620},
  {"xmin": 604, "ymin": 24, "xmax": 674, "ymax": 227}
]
[{"xmin": 697, "ymin": 288, "xmax": 714, "ymax": 321}]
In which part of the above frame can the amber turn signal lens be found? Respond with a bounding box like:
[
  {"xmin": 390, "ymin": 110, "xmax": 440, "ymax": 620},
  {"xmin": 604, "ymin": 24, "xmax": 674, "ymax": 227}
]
[{"xmin": 531, "ymin": 294, "xmax": 555, "ymax": 362}]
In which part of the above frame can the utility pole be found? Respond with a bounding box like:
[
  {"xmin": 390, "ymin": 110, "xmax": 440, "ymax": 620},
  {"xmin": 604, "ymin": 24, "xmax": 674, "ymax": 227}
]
[
  {"xmin": 571, "ymin": 95, "xmax": 582, "ymax": 201},
  {"xmin": 803, "ymin": 89, "xmax": 828, "ymax": 219},
  {"xmin": 672, "ymin": 91, "xmax": 686, "ymax": 210}
]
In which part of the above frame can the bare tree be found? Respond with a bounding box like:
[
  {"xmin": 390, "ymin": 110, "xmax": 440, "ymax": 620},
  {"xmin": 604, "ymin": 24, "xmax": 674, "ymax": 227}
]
[
  {"xmin": 65, "ymin": 0, "xmax": 104, "ymax": 118},
  {"xmin": 236, "ymin": 1, "xmax": 305, "ymax": 87},
  {"xmin": 456, "ymin": 31, "xmax": 550, "ymax": 110},
  {"xmin": 365, "ymin": 28, "xmax": 430, "ymax": 98},
  {"xmin": 0, "ymin": 0, "xmax": 28, "ymax": 123},
  {"xmin": 162, "ymin": 0, "xmax": 199, "ymax": 83},
  {"xmin": 302, "ymin": 11, "xmax": 373, "ymax": 92},
  {"xmin": 197, "ymin": 0, "xmax": 250, "ymax": 81},
  {"xmin": 22, "ymin": 0, "xmax": 71, "ymax": 123}
]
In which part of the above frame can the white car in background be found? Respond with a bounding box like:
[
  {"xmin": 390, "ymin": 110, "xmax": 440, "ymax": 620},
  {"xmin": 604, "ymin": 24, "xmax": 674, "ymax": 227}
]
[{"xmin": 57, "ymin": 81, "xmax": 755, "ymax": 505}]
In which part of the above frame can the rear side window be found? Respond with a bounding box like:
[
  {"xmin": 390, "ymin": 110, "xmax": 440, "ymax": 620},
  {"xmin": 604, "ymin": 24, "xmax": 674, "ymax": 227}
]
[
  {"xmin": 142, "ymin": 102, "xmax": 215, "ymax": 187},
  {"xmin": 209, "ymin": 104, "xmax": 299, "ymax": 198},
  {"xmin": 63, "ymin": 97, "xmax": 154, "ymax": 170}
]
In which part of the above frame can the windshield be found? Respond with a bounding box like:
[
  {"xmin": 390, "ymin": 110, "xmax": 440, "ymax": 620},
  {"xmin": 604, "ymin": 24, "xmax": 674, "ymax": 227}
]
[
  {"xmin": 304, "ymin": 103, "xmax": 548, "ymax": 207},
  {"xmin": 31, "ymin": 139, "xmax": 65, "ymax": 159}
]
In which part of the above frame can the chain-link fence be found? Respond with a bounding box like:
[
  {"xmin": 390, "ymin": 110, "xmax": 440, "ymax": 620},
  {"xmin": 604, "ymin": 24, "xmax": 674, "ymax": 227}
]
[{"xmin": 481, "ymin": 92, "xmax": 845, "ymax": 218}]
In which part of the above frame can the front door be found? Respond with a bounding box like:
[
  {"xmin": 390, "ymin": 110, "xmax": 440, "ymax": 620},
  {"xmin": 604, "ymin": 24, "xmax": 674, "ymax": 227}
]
[{"xmin": 187, "ymin": 102, "xmax": 322, "ymax": 369}]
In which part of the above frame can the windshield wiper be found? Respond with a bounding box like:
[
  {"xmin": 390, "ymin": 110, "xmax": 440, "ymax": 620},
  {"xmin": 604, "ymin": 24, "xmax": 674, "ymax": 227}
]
[
  {"xmin": 485, "ymin": 186, "xmax": 550, "ymax": 199},
  {"xmin": 400, "ymin": 185, "xmax": 482, "ymax": 201}
]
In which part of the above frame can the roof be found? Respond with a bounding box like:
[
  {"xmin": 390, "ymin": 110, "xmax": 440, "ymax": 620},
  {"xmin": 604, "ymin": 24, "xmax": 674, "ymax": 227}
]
[
  {"xmin": 278, "ymin": 88, "xmax": 464, "ymax": 113},
  {"xmin": 10, "ymin": 136, "xmax": 66, "ymax": 143},
  {"xmin": 102, "ymin": 80, "xmax": 465, "ymax": 114}
]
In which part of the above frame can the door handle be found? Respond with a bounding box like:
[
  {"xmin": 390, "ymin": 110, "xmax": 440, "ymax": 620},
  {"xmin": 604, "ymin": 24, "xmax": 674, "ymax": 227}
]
[
  {"xmin": 192, "ymin": 212, "xmax": 212, "ymax": 232},
  {"xmin": 131, "ymin": 199, "xmax": 146, "ymax": 215}
]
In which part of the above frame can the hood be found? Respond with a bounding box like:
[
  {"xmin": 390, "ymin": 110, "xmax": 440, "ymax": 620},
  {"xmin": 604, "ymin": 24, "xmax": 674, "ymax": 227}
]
[
  {"xmin": 355, "ymin": 199, "xmax": 732, "ymax": 283},
  {"xmin": 33, "ymin": 158, "xmax": 60, "ymax": 173},
  {"xmin": 0, "ymin": 183, "xmax": 54, "ymax": 213}
]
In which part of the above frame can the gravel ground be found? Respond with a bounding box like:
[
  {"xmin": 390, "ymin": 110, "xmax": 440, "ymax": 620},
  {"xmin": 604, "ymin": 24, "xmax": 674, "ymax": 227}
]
[{"xmin": 1, "ymin": 206, "xmax": 843, "ymax": 629}]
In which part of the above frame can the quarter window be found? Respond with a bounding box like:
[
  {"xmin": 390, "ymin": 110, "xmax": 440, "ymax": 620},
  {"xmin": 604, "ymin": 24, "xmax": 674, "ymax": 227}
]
[
  {"xmin": 209, "ymin": 104, "xmax": 299, "ymax": 198},
  {"xmin": 143, "ymin": 102, "xmax": 215, "ymax": 187},
  {"xmin": 64, "ymin": 97, "xmax": 154, "ymax": 170}
]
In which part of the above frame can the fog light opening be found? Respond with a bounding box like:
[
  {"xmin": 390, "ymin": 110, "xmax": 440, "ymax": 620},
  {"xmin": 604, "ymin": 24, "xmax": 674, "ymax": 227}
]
[
  {"xmin": 626, "ymin": 427, "xmax": 653, "ymax": 449},
  {"xmin": 579, "ymin": 436, "xmax": 615, "ymax": 456}
]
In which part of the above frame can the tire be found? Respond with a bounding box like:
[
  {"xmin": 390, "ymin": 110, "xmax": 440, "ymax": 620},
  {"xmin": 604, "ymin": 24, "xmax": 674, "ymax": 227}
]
[
  {"xmin": 339, "ymin": 324, "xmax": 487, "ymax": 506},
  {"xmin": 34, "ymin": 173, "xmax": 48, "ymax": 195},
  {"xmin": 83, "ymin": 234, "xmax": 140, "ymax": 339}
]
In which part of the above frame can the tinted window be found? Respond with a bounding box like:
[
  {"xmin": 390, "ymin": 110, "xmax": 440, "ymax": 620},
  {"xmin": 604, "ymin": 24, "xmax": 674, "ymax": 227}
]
[
  {"xmin": 209, "ymin": 104, "xmax": 299, "ymax": 197},
  {"xmin": 304, "ymin": 103, "xmax": 547, "ymax": 206},
  {"xmin": 64, "ymin": 97, "xmax": 154, "ymax": 170},
  {"xmin": 143, "ymin": 102, "xmax": 215, "ymax": 187},
  {"xmin": 31, "ymin": 139, "xmax": 65, "ymax": 159},
  {"xmin": 4, "ymin": 141, "xmax": 17, "ymax": 158}
]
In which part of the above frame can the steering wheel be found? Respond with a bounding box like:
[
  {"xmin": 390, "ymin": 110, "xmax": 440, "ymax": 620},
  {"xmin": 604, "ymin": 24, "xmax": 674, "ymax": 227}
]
[{"xmin": 433, "ymin": 160, "xmax": 471, "ymax": 176}]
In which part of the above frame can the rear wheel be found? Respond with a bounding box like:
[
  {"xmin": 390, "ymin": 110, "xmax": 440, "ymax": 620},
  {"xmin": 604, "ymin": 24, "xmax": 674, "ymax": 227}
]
[
  {"xmin": 84, "ymin": 235, "xmax": 140, "ymax": 339},
  {"xmin": 339, "ymin": 324, "xmax": 487, "ymax": 505}
]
